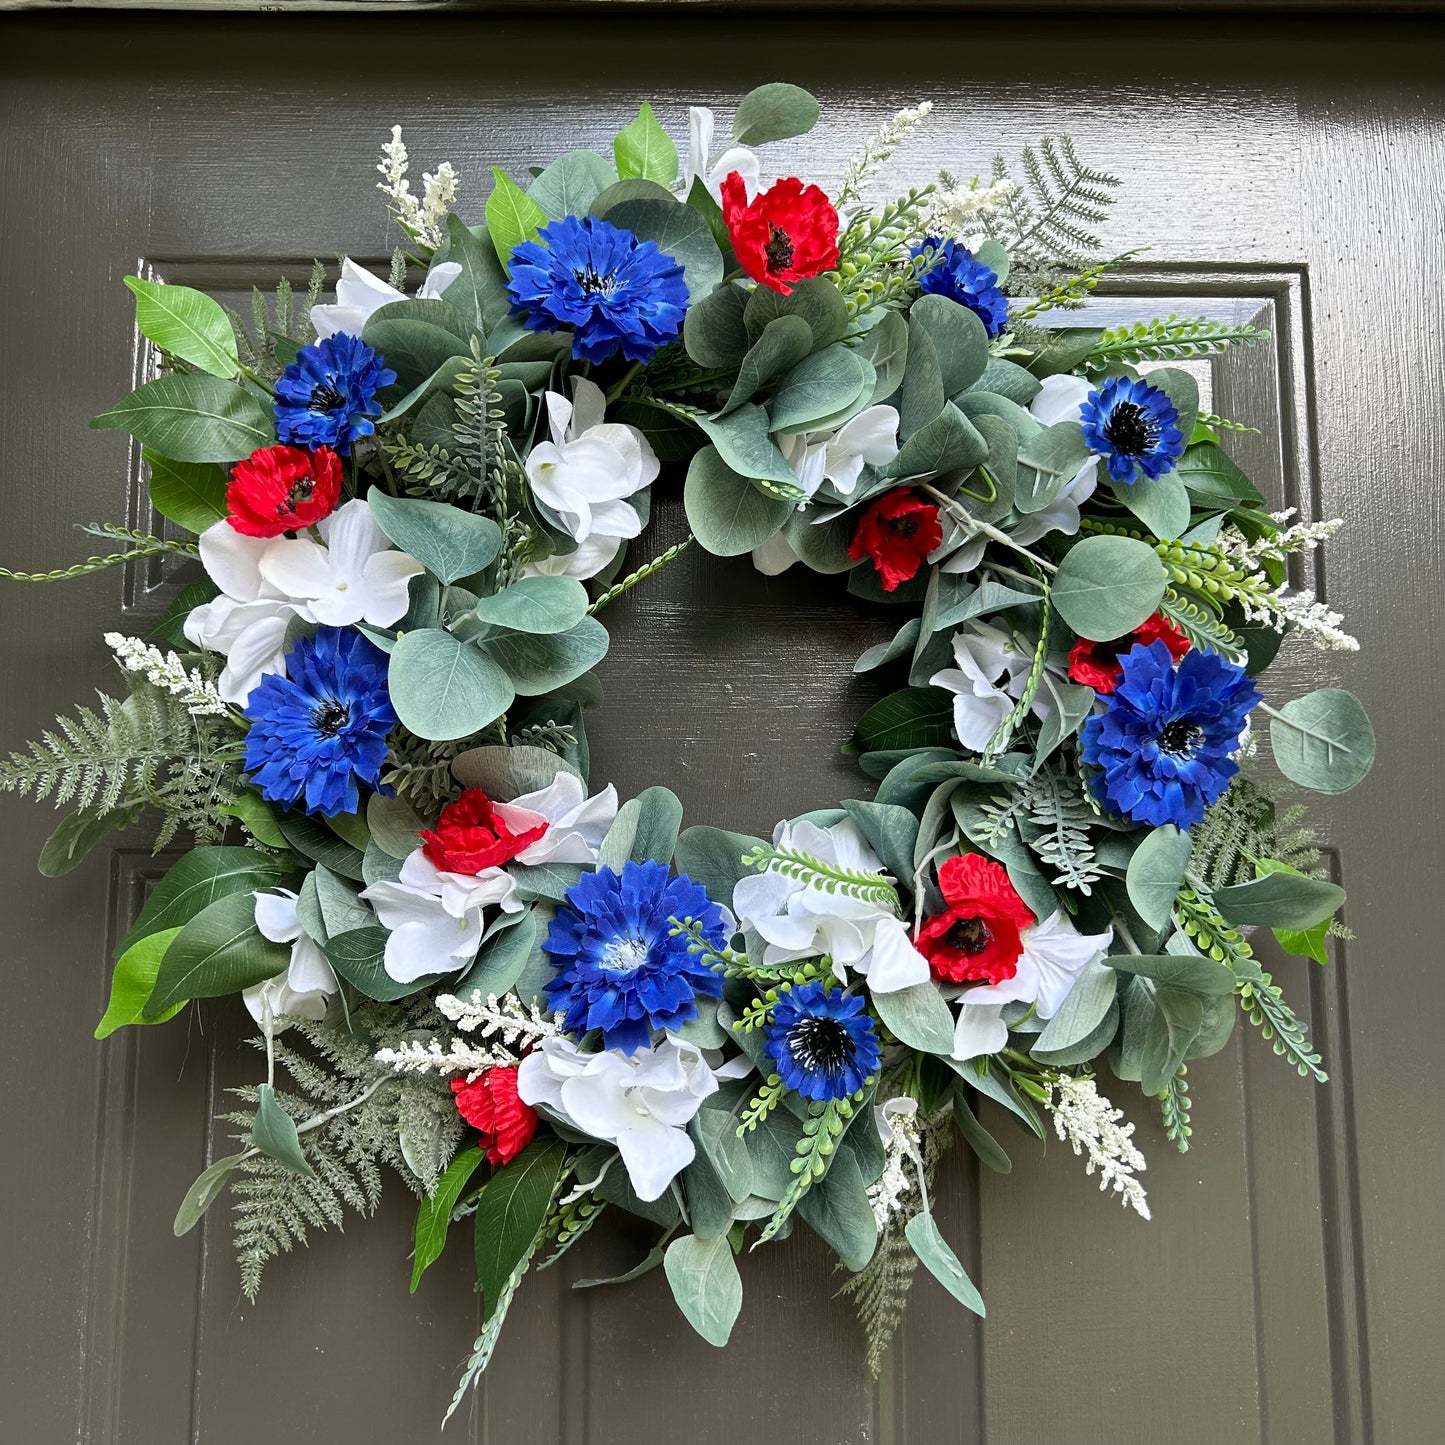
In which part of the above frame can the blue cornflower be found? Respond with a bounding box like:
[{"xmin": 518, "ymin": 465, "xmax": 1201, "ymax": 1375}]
[
  {"xmin": 273, "ymin": 333, "xmax": 396, "ymax": 455},
  {"xmin": 1080, "ymin": 639, "xmax": 1261, "ymax": 829},
  {"xmin": 912, "ymin": 237, "xmax": 1010, "ymax": 337},
  {"xmin": 506, "ymin": 215, "xmax": 689, "ymax": 365},
  {"xmin": 764, "ymin": 982, "xmax": 881, "ymax": 1103},
  {"xmin": 242, "ymin": 626, "xmax": 396, "ymax": 818},
  {"xmin": 1078, "ymin": 375, "xmax": 1186, "ymax": 485},
  {"xmin": 543, "ymin": 860, "xmax": 726, "ymax": 1055}
]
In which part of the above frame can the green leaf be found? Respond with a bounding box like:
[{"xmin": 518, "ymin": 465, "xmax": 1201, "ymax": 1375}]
[
  {"xmin": 486, "ymin": 166, "xmax": 548, "ymax": 270},
  {"xmin": 744, "ymin": 276, "xmax": 849, "ymax": 351},
  {"xmin": 604, "ymin": 194, "xmax": 723, "ymax": 303},
  {"xmin": 1031, "ymin": 957, "xmax": 1118, "ymax": 1058},
  {"xmin": 886, "ymin": 402, "xmax": 989, "ymax": 481},
  {"xmin": 365, "ymin": 792, "xmax": 427, "ymax": 859},
  {"xmin": 368, "ymin": 491, "xmax": 501, "ymax": 586},
  {"xmin": 858, "ymin": 309, "xmax": 909, "ymax": 404},
  {"xmin": 482, "ymin": 616, "xmax": 610, "ymax": 696},
  {"xmin": 1125, "ymin": 824, "xmax": 1192, "ymax": 931},
  {"xmin": 1112, "ymin": 467, "xmax": 1190, "ymax": 542},
  {"xmin": 1106, "ymin": 952, "xmax": 1236, "ymax": 994},
  {"xmin": 450, "ymin": 743, "xmax": 582, "ymax": 800},
  {"xmin": 768, "ymin": 344, "xmax": 871, "ymax": 435},
  {"xmin": 684, "ymin": 283, "xmax": 752, "ymax": 369},
  {"xmin": 116, "ymin": 845, "xmax": 283, "ymax": 959},
  {"xmin": 872, "ymin": 981, "xmax": 954, "ymax": 1055},
  {"xmin": 630, "ymin": 785, "xmax": 684, "ymax": 866},
  {"xmin": 1275, "ymin": 918, "xmax": 1331, "ymax": 966},
  {"xmin": 39, "ymin": 804, "xmax": 138, "ymax": 878},
  {"xmin": 904, "ymin": 1212, "xmax": 985, "ymax": 1316},
  {"xmin": 218, "ymin": 791, "xmax": 288, "ymax": 849},
  {"xmin": 469, "ymin": 575, "xmax": 589, "ymax": 635},
  {"xmin": 145, "ymin": 452, "xmax": 229, "ymax": 534},
  {"xmin": 412, "ymin": 1146, "xmax": 486, "ymax": 1292},
  {"xmin": 362, "ymin": 312, "xmax": 470, "ymax": 394},
  {"xmin": 850, "ymin": 686, "xmax": 955, "ymax": 754},
  {"xmin": 124, "ymin": 275, "xmax": 239, "ymax": 378},
  {"xmin": 1050, "ymin": 533, "xmax": 1167, "ymax": 641},
  {"xmin": 692, "ymin": 1092, "xmax": 756, "ymax": 1204},
  {"xmin": 951, "ymin": 1086, "xmax": 1011, "ymax": 1173},
  {"xmin": 274, "ymin": 810, "xmax": 366, "ymax": 881},
  {"xmin": 721, "ymin": 315, "xmax": 814, "ymax": 414},
  {"xmin": 453, "ymin": 910, "xmax": 538, "ymax": 998},
  {"xmin": 613, "ymin": 101, "xmax": 679, "ymax": 185},
  {"xmin": 797, "ymin": 1146, "xmax": 877, "ymax": 1271},
  {"xmin": 573, "ymin": 1247, "xmax": 666, "ymax": 1290},
  {"xmin": 323, "ymin": 926, "xmax": 445, "ymax": 1001},
  {"xmin": 91, "ymin": 373, "xmax": 275, "ymax": 463},
  {"xmin": 663, "ymin": 1233, "xmax": 744, "ymax": 1346},
  {"xmin": 1144, "ymin": 366, "xmax": 1200, "ymax": 426},
  {"xmin": 442, "ymin": 214, "xmax": 511, "ymax": 336},
  {"xmin": 841, "ymin": 800, "xmax": 919, "ymax": 887},
  {"xmin": 1176, "ymin": 441, "xmax": 1264, "ymax": 509},
  {"xmin": 684, "ymin": 446, "xmax": 793, "ymax": 557},
  {"xmin": 909, "ymin": 293, "xmax": 989, "ymax": 398},
  {"xmin": 693, "ymin": 405, "xmax": 798, "ymax": 489},
  {"xmin": 474, "ymin": 1139, "xmax": 566, "ymax": 1321},
  {"xmin": 1267, "ymin": 688, "xmax": 1375, "ymax": 794},
  {"xmin": 173, "ymin": 1151, "xmax": 248, "ymax": 1237},
  {"xmin": 1139, "ymin": 986, "xmax": 1204, "ymax": 1094},
  {"xmin": 144, "ymin": 890, "xmax": 291, "ymax": 1017},
  {"xmin": 96, "ymin": 927, "xmax": 187, "ymax": 1038},
  {"xmin": 732, "ymin": 82, "xmax": 820, "ymax": 145},
  {"xmin": 528, "ymin": 150, "xmax": 617, "ymax": 222},
  {"xmin": 1213, "ymin": 870, "xmax": 1345, "ymax": 930},
  {"xmin": 674, "ymin": 825, "xmax": 766, "ymax": 906},
  {"xmin": 251, "ymin": 1083, "xmax": 314, "ymax": 1177},
  {"xmin": 389, "ymin": 629, "xmax": 514, "ymax": 741},
  {"xmin": 310, "ymin": 864, "xmax": 372, "ymax": 940}
]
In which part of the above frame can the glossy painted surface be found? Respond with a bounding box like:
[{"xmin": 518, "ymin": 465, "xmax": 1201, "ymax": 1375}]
[{"xmin": 0, "ymin": 13, "xmax": 1440, "ymax": 1443}]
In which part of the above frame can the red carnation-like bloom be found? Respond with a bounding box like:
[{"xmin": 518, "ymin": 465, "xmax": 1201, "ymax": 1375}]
[
  {"xmin": 451, "ymin": 1066, "xmax": 537, "ymax": 1166},
  {"xmin": 225, "ymin": 444, "xmax": 342, "ymax": 537},
  {"xmin": 721, "ymin": 172, "xmax": 840, "ymax": 295},
  {"xmin": 420, "ymin": 788, "xmax": 547, "ymax": 875},
  {"xmin": 1067, "ymin": 612, "xmax": 1190, "ymax": 694},
  {"xmin": 848, "ymin": 489, "xmax": 943, "ymax": 592},
  {"xmin": 916, "ymin": 853, "xmax": 1036, "ymax": 985}
]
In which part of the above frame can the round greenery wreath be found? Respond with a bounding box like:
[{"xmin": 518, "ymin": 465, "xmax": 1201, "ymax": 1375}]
[{"xmin": 1, "ymin": 86, "xmax": 1377, "ymax": 1415}]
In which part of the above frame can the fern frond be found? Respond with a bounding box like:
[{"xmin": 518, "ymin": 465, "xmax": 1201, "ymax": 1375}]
[
  {"xmin": 741, "ymin": 845, "xmax": 900, "ymax": 910},
  {"xmin": 1021, "ymin": 767, "xmax": 1102, "ymax": 894},
  {"xmin": 1158, "ymin": 591, "xmax": 1246, "ymax": 662}
]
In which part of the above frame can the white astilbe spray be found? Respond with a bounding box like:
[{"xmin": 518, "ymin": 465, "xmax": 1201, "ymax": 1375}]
[
  {"xmin": 436, "ymin": 990, "xmax": 562, "ymax": 1048},
  {"xmin": 1046, "ymin": 1073, "xmax": 1151, "ymax": 1220},
  {"xmin": 374, "ymin": 1035, "xmax": 514, "ymax": 1080},
  {"xmin": 927, "ymin": 171, "xmax": 1022, "ymax": 239},
  {"xmin": 836, "ymin": 102, "xmax": 934, "ymax": 209},
  {"xmin": 377, "ymin": 126, "xmax": 460, "ymax": 250},
  {"xmin": 104, "ymin": 633, "xmax": 228, "ymax": 716}
]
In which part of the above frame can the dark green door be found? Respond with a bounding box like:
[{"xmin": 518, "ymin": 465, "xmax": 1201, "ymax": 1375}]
[{"xmin": 0, "ymin": 11, "xmax": 1439, "ymax": 1443}]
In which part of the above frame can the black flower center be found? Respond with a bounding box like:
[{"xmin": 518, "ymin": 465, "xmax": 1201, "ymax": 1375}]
[
  {"xmin": 765, "ymin": 224, "xmax": 795, "ymax": 273},
  {"xmin": 944, "ymin": 915, "xmax": 993, "ymax": 955},
  {"xmin": 281, "ymin": 476, "xmax": 315, "ymax": 515},
  {"xmin": 885, "ymin": 512, "xmax": 919, "ymax": 539},
  {"xmin": 573, "ymin": 265, "xmax": 618, "ymax": 299},
  {"xmin": 311, "ymin": 698, "xmax": 352, "ymax": 738},
  {"xmin": 786, "ymin": 1016, "xmax": 853, "ymax": 1076},
  {"xmin": 1157, "ymin": 719, "xmax": 1205, "ymax": 757},
  {"xmin": 1102, "ymin": 400, "xmax": 1160, "ymax": 457},
  {"xmin": 309, "ymin": 380, "xmax": 347, "ymax": 413}
]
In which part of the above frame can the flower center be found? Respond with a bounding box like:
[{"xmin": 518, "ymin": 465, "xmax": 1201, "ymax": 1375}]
[
  {"xmin": 309, "ymin": 380, "xmax": 347, "ymax": 413},
  {"xmin": 282, "ymin": 475, "xmax": 315, "ymax": 514},
  {"xmin": 944, "ymin": 915, "xmax": 993, "ymax": 955},
  {"xmin": 599, "ymin": 934, "xmax": 650, "ymax": 973},
  {"xmin": 310, "ymin": 698, "xmax": 352, "ymax": 738},
  {"xmin": 885, "ymin": 512, "xmax": 919, "ymax": 539},
  {"xmin": 765, "ymin": 223, "xmax": 795, "ymax": 273},
  {"xmin": 1102, "ymin": 400, "xmax": 1160, "ymax": 456},
  {"xmin": 786, "ymin": 1016, "xmax": 852, "ymax": 1076},
  {"xmin": 572, "ymin": 265, "xmax": 618, "ymax": 299},
  {"xmin": 1156, "ymin": 718, "xmax": 1205, "ymax": 757}
]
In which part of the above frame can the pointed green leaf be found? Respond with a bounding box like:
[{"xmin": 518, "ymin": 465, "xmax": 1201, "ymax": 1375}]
[
  {"xmin": 145, "ymin": 452, "xmax": 229, "ymax": 534},
  {"xmin": 474, "ymin": 1139, "xmax": 566, "ymax": 1321},
  {"xmin": 486, "ymin": 167, "xmax": 548, "ymax": 270},
  {"xmin": 143, "ymin": 890, "xmax": 291, "ymax": 1016},
  {"xmin": 92, "ymin": 373, "xmax": 275, "ymax": 463},
  {"xmin": 412, "ymin": 1146, "xmax": 486, "ymax": 1292},
  {"xmin": 96, "ymin": 927, "xmax": 187, "ymax": 1038},
  {"xmin": 905, "ymin": 1212, "xmax": 985, "ymax": 1315},
  {"xmin": 251, "ymin": 1083, "xmax": 314, "ymax": 1177},
  {"xmin": 614, "ymin": 101, "xmax": 679, "ymax": 185},
  {"xmin": 124, "ymin": 275, "xmax": 239, "ymax": 378}
]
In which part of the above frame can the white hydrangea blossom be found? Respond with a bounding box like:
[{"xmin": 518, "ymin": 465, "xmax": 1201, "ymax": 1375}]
[
  {"xmin": 376, "ymin": 125, "xmax": 459, "ymax": 250},
  {"xmin": 926, "ymin": 173, "xmax": 1022, "ymax": 239},
  {"xmin": 837, "ymin": 102, "xmax": 934, "ymax": 207},
  {"xmin": 1046, "ymin": 1074, "xmax": 1151, "ymax": 1220},
  {"xmin": 104, "ymin": 633, "xmax": 228, "ymax": 716}
]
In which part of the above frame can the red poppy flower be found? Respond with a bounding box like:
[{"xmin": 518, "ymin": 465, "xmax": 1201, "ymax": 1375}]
[
  {"xmin": 721, "ymin": 173, "xmax": 840, "ymax": 295},
  {"xmin": 225, "ymin": 444, "xmax": 342, "ymax": 537},
  {"xmin": 420, "ymin": 788, "xmax": 547, "ymax": 875},
  {"xmin": 450, "ymin": 1066, "xmax": 537, "ymax": 1166},
  {"xmin": 1067, "ymin": 612, "xmax": 1190, "ymax": 693},
  {"xmin": 848, "ymin": 488, "xmax": 943, "ymax": 592},
  {"xmin": 916, "ymin": 853, "xmax": 1036, "ymax": 985}
]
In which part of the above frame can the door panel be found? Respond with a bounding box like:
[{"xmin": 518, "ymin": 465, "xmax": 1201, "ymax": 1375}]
[{"xmin": 0, "ymin": 14, "xmax": 1439, "ymax": 1444}]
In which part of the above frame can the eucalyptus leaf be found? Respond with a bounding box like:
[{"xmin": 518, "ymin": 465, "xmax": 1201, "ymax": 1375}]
[
  {"xmin": 324, "ymin": 926, "xmax": 446, "ymax": 1001},
  {"xmin": 732, "ymin": 82, "xmax": 820, "ymax": 145},
  {"xmin": 1139, "ymin": 986, "xmax": 1205, "ymax": 1093},
  {"xmin": 173, "ymin": 1151, "xmax": 248, "ymax": 1237},
  {"xmin": 528, "ymin": 150, "xmax": 617, "ymax": 222},
  {"xmin": 674, "ymin": 825, "xmax": 766, "ymax": 906},
  {"xmin": 1267, "ymin": 689, "xmax": 1375, "ymax": 794},
  {"xmin": 450, "ymin": 743, "xmax": 583, "ymax": 800},
  {"xmin": 368, "ymin": 492, "xmax": 502, "ymax": 585},
  {"xmin": 389, "ymin": 629, "xmax": 514, "ymax": 741},
  {"xmin": 684, "ymin": 446, "xmax": 793, "ymax": 556},
  {"xmin": 743, "ymin": 275, "xmax": 849, "ymax": 350},
  {"xmin": 441, "ymin": 215, "xmax": 511, "ymax": 336},
  {"xmin": 1106, "ymin": 952, "xmax": 1236, "ymax": 995},
  {"xmin": 469, "ymin": 575, "xmax": 589, "ymax": 635},
  {"xmin": 767, "ymin": 344, "xmax": 871, "ymax": 434},
  {"xmin": 720, "ymin": 315, "xmax": 813, "ymax": 414},
  {"xmin": 454, "ymin": 910, "xmax": 538, "ymax": 998},
  {"xmin": 694, "ymin": 405, "xmax": 800, "ymax": 488},
  {"xmin": 603, "ymin": 194, "xmax": 722, "ymax": 302},
  {"xmin": 796, "ymin": 1146, "xmax": 877, "ymax": 1271},
  {"xmin": 367, "ymin": 792, "xmax": 428, "ymax": 859},
  {"xmin": 663, "ymin": 1233, "xmax": 744, "ymax": 1346},
  {"xmin": 252, "ymin": 1083, "xmax": 314, "ymax": 1177},
  {"xmin": 1113, "ymin": 468, "xmax": 1191, "ymax": 541},
  {"xmin": 1213, "ymin": 870, "xmax": 1345, "ymax": 930},
  {"xmin": 684, "ymin": 283, "xmax": 751, "ymax": 369},
  {"xmin": 1125, "ymin": 825, "xmax": 1192, "ymax": 931},
  {"xmin": 872, "ymin": 981, "xmax": 955, "ymax": 1055},
  {"xmin": 482, "ymin": 617, "xmax": 610, "ymax": 696},
  {"xmin": 1031, "ymin": 957, "xmax": 1117, "ymax": 1056},
  {"xmin": 1050, "ymin": 534, "xmax": 1167, "ymax": 641},
  {"xmin": 905, "ymin": 1212, "xmax": 985, "ymax": 1315},
  {"xmin": 909, "ymin": 293, "xmax": 989, "ymax": 397}
]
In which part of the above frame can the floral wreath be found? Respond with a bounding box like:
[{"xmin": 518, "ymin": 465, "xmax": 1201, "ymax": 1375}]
[{"xmin": 1, "ymin": 86, "xmax": 1376, "ymax": 1416}]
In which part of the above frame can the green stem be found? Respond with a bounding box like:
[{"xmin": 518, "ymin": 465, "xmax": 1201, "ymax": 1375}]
[
  {"xmin": 920, "ymin": 484, "xmax": 1058, "ymax": 575},
  {"xmin": 604, "ymin": 361, "xmax": 645, "ymax": 404},
  {"xmin": 587, "ymin": 536, "xmax": 695, "ymax": 615}
]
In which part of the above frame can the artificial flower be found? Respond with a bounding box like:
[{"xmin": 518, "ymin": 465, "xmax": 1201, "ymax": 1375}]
[
  {"xmin": 782, "ymin": 405, "xmax": 901, "ymax": 502},
  {"xmin": 273, "ymin": 333, "xmax": 395, "ymax": 455},
  {"xmin": 912, "ymin": 237, "xmax": 1010, "ymax": 337},
  {"xmin": 241, "ymin": 626, "xmax": 396, "ymax": 818},
  {"xmin": 543, "ymin": 860, "xmax": 728, "ymax": 1055},
  {"xmin": 503, "ymin": 772, "xmax": 618, "ymax": 867},
  {"xmin": 1079, "ymin": 375, "xmax": 1186, "ymax": 485},
  {"xmin": 1081, "ymin": 638, "xmax": 1261, "ymax": 828},
  {"xmin": 848, "ymin": 488, "xmax": 942, "ymax": 591},
  {"xmin": 1068, "ymin": 612, "xmax": 1190, "ymax": 693},
  {"xmin": 360, "ymin": 847, "xmax": 522, "ymax": 984},
  {"xmin": 450, "ymin": 1065, "xmax": 537, "ymax": 1165},
  {"xmin": 950, "ymin": 910, "xmax": 1115, "ymax": 1062},
  {"xmin": 722, "ymin": 172, "xmax": 840, "ymax": 295},
  {"xmin": 421, "ymin": 788, "xmax": 547, "ymax": 874},
  {"xmin": 226, "ymin": 445, "xmax": 342, "ymax": 538},
  {"xmin": 764, "ymin": 981, "xmax": 881, "ymax": 1102},
  {"xmin": 523, "ymin": 377, "xmax": 659, "ymax": 577},
  {"xmin": 928, "ymin": 620, "xmax": 1037, "ymax": 752},
  {"xmin": 679, "ymin": 105, "xmax": 760, "ymax": 201},
  {"xmin": 242, "ymin": 888, "xmax": 339, "ymax": 1030},
  {"xmin": 732, "ymin": 817, "xmax": 929, "ymax": 993},
  {"xmin": 507, "ymin": 215, "xmax": 689, "ymax": 365},
  {"xmin": 257, "ymin": 498, "xmax": 424, "ymax": 629},
  {"xmin": 309, "ymin": 255, "xmax": 463, "ymax": 340},
  {"xmin": 1012, "ymin": 373, "xmax": 1102, "ymax": 546},
  {"xmin": 916, "ymin": 852, "xmax": 1036, "ymax": 985},
  {"xmin": 517, "ymin": 1034, "xmax": 720, "ymax": 1202}
]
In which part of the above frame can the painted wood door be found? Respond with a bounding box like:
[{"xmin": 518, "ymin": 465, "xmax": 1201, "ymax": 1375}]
[{"xmin": 0, "ymin": 11, "xmax": 1440, "ymax": 1444}]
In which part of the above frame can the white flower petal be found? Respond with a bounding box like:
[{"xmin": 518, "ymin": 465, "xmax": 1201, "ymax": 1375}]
[
  {"xmin": 257, "ymin": 536, "xmax": 335, "ymax": 602},
  {"xmin": 317, "ymin": 498, "xmax": 388, "ymax": 576},
  {"xmin": 253, "ymin": 889, "xmax": 302, "ymax": 944},
  {"xmin": 198, "ymin": 522, "xmax": 273, "ymax": 603},
  {"xmin": 952, "ymin": 1001, "xmax": 1010, "ymax": 1062},
  {"xmin": 865, "ymin": 915, "xmax": 933, "ymax": 993},
  {"xmin": 215, "ymin": 612, "xmax": 292, "ymax": 704},
  {"xmin": 357, "ymin": 549, "xmax": 425, "ymax": 626},
  {"xmin": 1028, "ymin": 373, "xmax": 1094, "ymax": 428},
  {"xmin": 617, "ymin": 1118, "xmax": 696, "ymax": 1202},
  {"xmin": 418, "ymin": 262, "xmax": 463, "ymax": 300}
]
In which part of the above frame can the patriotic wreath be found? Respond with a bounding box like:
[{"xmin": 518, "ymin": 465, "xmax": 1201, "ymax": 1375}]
[{"xmin": 1, "ymin": 86, "xmax": 1375, "ymax": 1416}]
